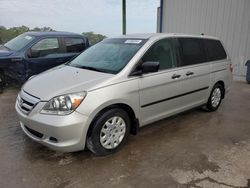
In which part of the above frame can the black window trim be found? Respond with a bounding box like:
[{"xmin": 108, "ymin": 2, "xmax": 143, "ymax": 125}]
[{"xmin": 128, "ymin": 36, "xmax": 228, "ymax": 78}]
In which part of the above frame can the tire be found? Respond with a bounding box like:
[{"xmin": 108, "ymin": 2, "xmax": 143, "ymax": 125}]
[
  {"xmin": 206, "ymin": 83, "xmax": 223, "ymax": 112},
  {"xmin": 87, "ymin": 108, "xmax": 131, "ymax": 156}
]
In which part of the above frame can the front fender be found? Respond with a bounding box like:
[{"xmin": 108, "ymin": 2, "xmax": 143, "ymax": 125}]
[
  {"xmin": 1, "ymin": 58, "xmax": 28, "ymax": 84},
  {"xmin": 76, "ymin": 79, "xmax": 140, "ymax": 123}
]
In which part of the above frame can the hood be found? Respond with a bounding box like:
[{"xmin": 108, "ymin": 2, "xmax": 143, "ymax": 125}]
[
  {"xmin": 23, "ymin": 65, "xmax": 114, "ymax": 100},
  {"xmin": 0, "ymin": 49, "xmax": 14, "ymax": 57}
]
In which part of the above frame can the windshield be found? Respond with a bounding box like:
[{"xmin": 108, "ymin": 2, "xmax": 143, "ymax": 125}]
[
  {"xmin": 4, "ymin": 33, "xmax": 35, "ymax": 51},
  {"xmin": 69, "ymin": 38, "xmax": 147, "ymax": 74}
]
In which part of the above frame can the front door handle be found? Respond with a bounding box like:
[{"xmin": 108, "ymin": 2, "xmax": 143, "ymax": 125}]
[
  {"xmin": 186, "ymin": 71, "xmax": 194, "ymax": 76},
  {"xmin": 172, "ymin": 74, "xmax": 181, "ymax": 79}
]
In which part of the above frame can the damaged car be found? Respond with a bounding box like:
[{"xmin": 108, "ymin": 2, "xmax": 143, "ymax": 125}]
[{"xmin": 0, "ymin": 31, "xmax": 89, "ymax": 88}]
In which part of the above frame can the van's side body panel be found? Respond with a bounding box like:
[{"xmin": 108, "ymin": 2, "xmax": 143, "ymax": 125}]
[{"xmin": 210, "ymin": 60, "xmax": 233, "ymax": 93}]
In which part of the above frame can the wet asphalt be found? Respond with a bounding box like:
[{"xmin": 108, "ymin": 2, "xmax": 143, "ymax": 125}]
[{"xmin": 0, "ymin": 81, "xmax": 250, "ymax": 188}]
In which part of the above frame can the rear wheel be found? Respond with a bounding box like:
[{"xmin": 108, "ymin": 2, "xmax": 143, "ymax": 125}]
[
  {"xmin": 206, "ymin": 83, "xmax": 223, "ymax": 111},
  {"xmin": 87, "ymin": 108, "xmax": 131, "ymax": 156}
]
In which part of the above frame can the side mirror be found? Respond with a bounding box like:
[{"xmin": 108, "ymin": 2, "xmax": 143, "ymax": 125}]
[
  {"xmin": 141, "ymin": 61, "xmax": 159, "ymax": 74},
  {"xmin": 26, "ymin": 49, "xmax": 32, "ymax": 58},
  {"xmin": 27, "ymin": 49, "xmax": 39, "ymax": 58},
  {"xmin": 246, "ymin": 60, "xmax": 250, "ymax": 66}
]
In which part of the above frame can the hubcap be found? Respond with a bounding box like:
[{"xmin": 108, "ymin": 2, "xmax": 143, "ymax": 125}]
[
  {"xmin": 211, "ymin": 88, "xmax": 221, "ymax": 108},
  {"xmin": 100, "ymin": 116, "xmax": 126, "ymax": 149}
]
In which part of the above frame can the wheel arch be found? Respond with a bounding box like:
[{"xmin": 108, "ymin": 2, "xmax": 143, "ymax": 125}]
[
  {"xmin": 87, "ymin": 103, "xmax": 139, "ymax": 138},
  {"xmin": 214, "ymin": 80, "xmax": 225, "ymax": 99}
]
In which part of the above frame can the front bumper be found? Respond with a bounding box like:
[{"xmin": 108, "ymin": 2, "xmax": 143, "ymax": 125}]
[{"xmin": 15, "ymin": 100, "xmax": 92, "ymax": 152}]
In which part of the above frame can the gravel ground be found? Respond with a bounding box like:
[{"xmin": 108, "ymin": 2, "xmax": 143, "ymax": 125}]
[{"xmin": 0, "ymin": 81, "xmax": 250, "ymax": 188}]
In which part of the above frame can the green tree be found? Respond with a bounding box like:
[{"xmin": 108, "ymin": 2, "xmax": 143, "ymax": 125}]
[
  {"xmin": 0, "ymin": 26, "xmax": 107, "ymax": 46},
  {"xmin": 82, "ymin": 32, "xmax": 107, "ymax": 45},
  {"xmin": 0, "ymin": 25, "xmax": 29, "ymax": 44},
  {"xmin": 31, "ymin": 27, "xmax": 54, "ymax": 32},
  {"xmin": 0, "ymin": 26, "xmax": 54, "ymax": 44}
]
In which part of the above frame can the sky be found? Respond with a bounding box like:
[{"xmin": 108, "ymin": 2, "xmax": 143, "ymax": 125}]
[{"xmin": 0, "ymin": 0, "xmax": 160, "ymax": 37}]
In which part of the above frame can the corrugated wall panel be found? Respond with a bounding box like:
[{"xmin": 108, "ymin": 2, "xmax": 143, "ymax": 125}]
[{"xmin": 161, "ymin": 0, "xmax": 250, "ymax": 76}]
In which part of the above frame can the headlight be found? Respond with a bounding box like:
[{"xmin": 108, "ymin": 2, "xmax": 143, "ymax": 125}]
[{"xmin": 41, "ymin": 92, "xmax": 87, "ymax": 115}]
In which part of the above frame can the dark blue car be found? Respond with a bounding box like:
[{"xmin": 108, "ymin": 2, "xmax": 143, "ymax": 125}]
[{"xmin": 0, "ymin": 31, "xmax": 89, "ymax": 86}]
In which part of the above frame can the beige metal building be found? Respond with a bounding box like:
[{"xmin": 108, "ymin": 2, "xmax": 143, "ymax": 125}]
[{"xmin": 157, "ymin": 0, "xmax": 250, "ymax": 78}]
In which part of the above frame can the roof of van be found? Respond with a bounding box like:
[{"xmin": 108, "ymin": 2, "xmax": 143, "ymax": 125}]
[
  {"xmin": 24, "ymin": 31, "xmax": 86, "ymax": 38},
  {"xmin": 115, "ymin": 33, "xmax": 219, "ymax": 40}
]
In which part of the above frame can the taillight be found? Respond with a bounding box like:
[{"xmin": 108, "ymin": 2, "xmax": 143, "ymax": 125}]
[{"xmin": 229, "ymin": 64, "xmax": 233, "ymax": 73}]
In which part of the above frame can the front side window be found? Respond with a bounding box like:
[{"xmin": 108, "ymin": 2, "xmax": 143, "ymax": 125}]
[
  {"xmin": 141, "ymin": 39, "xmax": 176, "ymax": 70},
  {"xmin": 29, "ymin": 38, "xmax": 59, "ymax": 58},
  {"xmin": 68, "ymin": 38, "xmax": 147, "ymax": 74},
  {"xmin": 4, "ymin": 34, "xmax": 35, "ymax": 51},
  {"xmin": 65, "ymin": 38, "xmax": 85, "ymax": 53},
  {"xmin": 179, "ymin": 38, "xmax": 207, "ymax": 66}
]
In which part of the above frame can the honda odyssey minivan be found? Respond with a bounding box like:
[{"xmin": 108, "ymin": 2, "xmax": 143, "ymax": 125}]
[{"xmin": 16, "ymin": 33, "xmax": 233, "ymax": 156}]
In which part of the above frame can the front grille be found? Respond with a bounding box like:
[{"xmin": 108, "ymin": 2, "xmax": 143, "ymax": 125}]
[
  {"xmin": 25, "ymin": 126, "xmax": 43, "ymax": 138},
  {"xmin": 17, "ymin": 90, "xmax": 40, "ymax": 115}
]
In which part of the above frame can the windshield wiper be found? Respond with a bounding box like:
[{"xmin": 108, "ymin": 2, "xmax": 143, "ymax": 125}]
[
  {"xmin": 75, "ymin": 65, "xmax": 114, "ymax": 74},
  {"xmin": 3, "ymin": 45, "xmax": 11, "ymax": 51}
]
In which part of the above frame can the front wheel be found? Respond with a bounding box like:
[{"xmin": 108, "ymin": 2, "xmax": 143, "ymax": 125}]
[
  {"xmin": 87, "ymin": 108, "xmax": 131, "ymax": 156},
  {"xmin": 206, "ymin": 84, "xmax": 223, "ymax": 111}
]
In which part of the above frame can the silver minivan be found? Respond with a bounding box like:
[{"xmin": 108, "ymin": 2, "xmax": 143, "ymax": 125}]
[{"xmin": 16, "ymin": 33, "xmax": 233, "ymax": 155}]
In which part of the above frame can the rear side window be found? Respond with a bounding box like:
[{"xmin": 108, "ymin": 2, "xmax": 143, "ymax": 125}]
[
  {"xmin": 179, "ymin": 38, "xmax": 207, "ymax": 66},
  {"xmin": 204, "ymin": 39, "xmax": 227, "ymax": 61},
  {"xmin": 65, "ymin": 38, "xmax": 85, "ymax": 53}
]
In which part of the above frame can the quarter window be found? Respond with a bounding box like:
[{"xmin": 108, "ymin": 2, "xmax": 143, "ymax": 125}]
[
  {"xmin": 204, "ymin": 39, "xmax": 227, "ymax": 61},
  {"xmin": 29, "ymin": 38, "xmax": 59, "ymax": 58},
  {"xmin": 65, "ymin": 38, "xmax": 85, "ymax": 53},
  {"xmin": 179, "ymin": 38, "xmax": 207, "ymax": 66},
  {"xmin": 141, "ymin": 39, "xmax": 176, "ymax": 70}
]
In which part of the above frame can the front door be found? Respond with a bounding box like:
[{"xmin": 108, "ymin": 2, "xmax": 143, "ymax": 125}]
[
  {"xmin": 138, "ymin": 38, "xmax": 184, "ymax": 126},
  {"xmin": 25, "ymin": 37, "xmax": 66, "ymax": 75}
]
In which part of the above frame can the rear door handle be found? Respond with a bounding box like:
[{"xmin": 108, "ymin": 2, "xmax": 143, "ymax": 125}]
[
  {"xmin": 186, "ymin": 71, "xmax": 194, "ymax": 76},
  {"xmin": 172, "ymin": 74, "xmax": 181, "ymax": 79}
]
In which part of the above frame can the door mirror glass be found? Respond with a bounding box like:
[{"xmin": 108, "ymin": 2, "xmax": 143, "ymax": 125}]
[{"xmin": 141, "ymin": 61, "xmax": 159, "ymax": 74}]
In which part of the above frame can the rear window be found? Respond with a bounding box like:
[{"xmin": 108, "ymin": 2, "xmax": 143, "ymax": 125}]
[
  {"xmin": 65, "ymin": 38, "xmax": 85, "ymax": 53},
  {"xmin": 179, "ymin": 38, "xmax": 207, "ymax": 66},
  {"xmin": 203, "ymin": 39, "xmax": 227, "ymax": 61}
]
